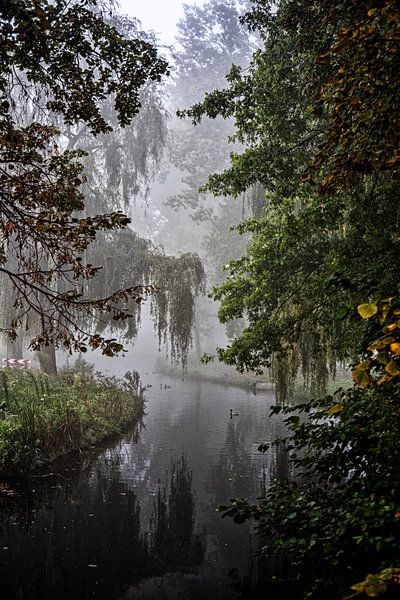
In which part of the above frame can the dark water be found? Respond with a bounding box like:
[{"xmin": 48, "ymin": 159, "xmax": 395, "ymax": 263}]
[{"xmin": 0, "ymin": 375, "xmax": 285, "ymax": 600}]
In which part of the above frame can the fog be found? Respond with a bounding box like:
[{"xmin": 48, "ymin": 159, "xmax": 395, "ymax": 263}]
[{"xmin": 0, "ymin": 0, "xmax": 256, "ymax": 379}]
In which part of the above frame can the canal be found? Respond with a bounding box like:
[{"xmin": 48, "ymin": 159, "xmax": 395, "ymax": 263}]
[{"xmin": 0, "ymin": 374, "xmax": 286, "ymax": 599}]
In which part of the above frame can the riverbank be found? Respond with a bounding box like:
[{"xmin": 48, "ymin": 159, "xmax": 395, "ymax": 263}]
[
  {"xmin": 0, "ymin": 367, "xmax": 144, "ymax": 476},
  {"xmin": 156, "ymin": 357, "xmax": 270, "ymax": 390},
  {"xmin": 156, "ymin": 357, "xmax": 352, "ymax": 397}
]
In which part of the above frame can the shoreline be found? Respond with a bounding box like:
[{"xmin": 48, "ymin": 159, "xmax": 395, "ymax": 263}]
[{"xmin": 0, "ymin": 368, "xmax": 144, "ymax": 478}]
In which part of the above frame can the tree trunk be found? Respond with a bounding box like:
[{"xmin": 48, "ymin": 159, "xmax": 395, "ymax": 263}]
[
  {"xmin": 6, "ymin": 336, "xmax": 23, "ymax": 360},
  {"xmin": 37, "ymin": 344, "xmax": 57, "ymax": 375}
]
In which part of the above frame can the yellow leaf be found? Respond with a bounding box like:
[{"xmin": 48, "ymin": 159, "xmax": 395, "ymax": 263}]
[
  {"xmin": 385, "ymin": 322, "xmax": 399, "ymax": 333},
  {"xmin": 352, "ymin": 367, "xmax": 372, "ymax": 387},
  {"xmin": 357, "ymin": 303, "xmax": 378, "ymax": 319},
  {"xmin": 390, "ymin": 342, "xmax": 400, "ymax": 355},
  {"xmin": 326, "ymin": 403, "xmax": 344, "ymax": 415},
  {"xmin": 385, "ymin": 360, "xmax": 400, "ymax": 377}
]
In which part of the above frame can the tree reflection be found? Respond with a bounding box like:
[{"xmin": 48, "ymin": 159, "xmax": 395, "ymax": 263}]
[
  {"xmin": 149, "ymin": 455, "xmax": 204, "ymax": 573},
  {"xmin": 0, "ymin": 454, "xmax": 204, "ymax": 599},
  {"xmin": 212, "ymin": 421, "xmax": 259, "ymax": 500},
  {"xmin": 272, "ymin": 440, "xmax": 290, "ymax": 482}
]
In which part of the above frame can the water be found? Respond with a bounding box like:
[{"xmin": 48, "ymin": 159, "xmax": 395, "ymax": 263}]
[{"xmin": 0, "ymin": 374, "xmax": 285, "ymax": 600}]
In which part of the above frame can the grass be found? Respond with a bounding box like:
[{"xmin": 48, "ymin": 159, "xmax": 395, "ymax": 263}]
[{"xmin": 0, "ymin": 364, "xmax": 144, "ymax": 476}]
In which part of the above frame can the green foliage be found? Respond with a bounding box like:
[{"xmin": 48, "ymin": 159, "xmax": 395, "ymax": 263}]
[
  {"xmin": 350, "ymin": 568, "xmax": 400, "ymax": 598},
  {"xmin": 0, "ymin": 0, "xmax": 167, "ymax": 134},
  {"xmin": 210, "ymin": 193, "xmax": 368, "ymax": 398},
  {"xmin": 220, "ymin": 385, "xmax": 400, "ymax": 598},
  {"xmin": 181, "ymin": 10, "xmax": 311, "ymax": 199},
  {"xmin": 0, "ymin": 367, "xmax": 144, "ymax": 474},
  {"xmin": 180, "ymin": 0, "xmax": 400, "ymax": 397},
  {"xmin": 0, "ymin": 0, "xmax": 172, "ymax": 355},
  {"xmin": 181, "ymin": 2, "xmax": 400, "ymax": 596}
]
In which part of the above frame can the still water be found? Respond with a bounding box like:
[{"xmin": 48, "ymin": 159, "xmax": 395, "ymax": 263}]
[{"xmin": 0, "ymin": 375, "xmax": 285, "ymax": 600}]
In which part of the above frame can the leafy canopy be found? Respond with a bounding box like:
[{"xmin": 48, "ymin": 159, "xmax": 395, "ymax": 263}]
[
  {"xmin": 0, "ymin": 0, "xmax": 170, "ymax": 354},
  {"xmin": 182, "ymin": 0, "xmax": 400, "ymax": 397},
  {"xmin": 188, "ymin": 0, "xmax": 400, "ymax": 596}
]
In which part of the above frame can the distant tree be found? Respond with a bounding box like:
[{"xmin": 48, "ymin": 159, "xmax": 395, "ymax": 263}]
[
  {"xmin": 167, "ymin": 0, "xmax": 255, "ymax": 222},
  {"xmin": 0, "ymin": 0, "xmax": 204, "ymax": 366},
  {"xmin": 147, "ymin": 0, "xmax": 256, "ymax": 357}
]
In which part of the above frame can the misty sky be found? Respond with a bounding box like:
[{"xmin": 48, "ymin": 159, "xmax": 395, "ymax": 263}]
[{"xmin": 117, "ymin": 0, "xmax": 205, "ymax": 44}]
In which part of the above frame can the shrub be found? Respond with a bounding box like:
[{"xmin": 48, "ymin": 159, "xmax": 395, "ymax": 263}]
[{"xmin": 0, "ymin": 367, "xmax": 143, "ymax": 475}]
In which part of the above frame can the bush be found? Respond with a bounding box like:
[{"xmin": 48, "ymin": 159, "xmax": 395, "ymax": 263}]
[
  {"xmin": 221, "ymin": 385, "xmax": 400, "ymax": 599},
  {"xmin": 0, "ymin": 367, "xmax": 143, "ymax": 475}
]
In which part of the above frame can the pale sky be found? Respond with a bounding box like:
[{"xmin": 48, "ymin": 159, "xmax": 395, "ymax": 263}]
[{"xmin": 117, "ymin": 0, "xmax": 205, "ymax": 45}]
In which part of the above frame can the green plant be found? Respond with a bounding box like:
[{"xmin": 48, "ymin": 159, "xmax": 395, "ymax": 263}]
[
  {"xmin": 220, "ymin": 385, "xmax": 400, "ymax": 598},
  {"xmin": 0, "ymin": 368, "xmax": 144, "ymax": 474}
]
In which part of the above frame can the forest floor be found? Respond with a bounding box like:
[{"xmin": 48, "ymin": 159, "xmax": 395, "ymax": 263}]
[{"xmin": 0, "ymin": 367, "xmax": 144, "ymax": 476}]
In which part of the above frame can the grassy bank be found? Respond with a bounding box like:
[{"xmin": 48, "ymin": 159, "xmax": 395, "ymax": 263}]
[{"xmin": 0, "ymin": 367, "xmax": 144, "ymax": 476}]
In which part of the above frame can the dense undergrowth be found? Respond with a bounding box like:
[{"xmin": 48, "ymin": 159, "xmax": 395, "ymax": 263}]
[
  {"xmin": 222, "ymin": 383, "xmax": 400, "ymax": 599},
  {"xmin": 0, "ymin": 365, "xmax": 144, "ymax": 475}
]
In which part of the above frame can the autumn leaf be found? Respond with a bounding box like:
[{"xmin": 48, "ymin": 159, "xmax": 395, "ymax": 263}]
[
  {"xmin": 376, "ymin": 351, "xmax": 390, "ymax": 365},
  {"xmin": 352, "ymin": 363, "xmax": 372, "ymax": 387},
  {"xmin": 384, "ymin": 360, "xmax": 400, "ymax": 377},
  {"xmin": 390, "ymin": 342, "xmax": 400, "ymax": 355},
  {"xmin": 326, "ymin": 403, "xmax": 344, "ymax": 415},
  {"xmin": 357, "ymin": 303, "xmax": 378, "ymax": 319},
  {"xmin": 385, "ymin": 322, "xmax": 399, "ymax": 333}
]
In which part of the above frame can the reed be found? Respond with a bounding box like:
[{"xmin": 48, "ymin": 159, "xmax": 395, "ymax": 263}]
[{"xmin": 0, "ymin": 366, "xmax": 144, "ymax": 475}]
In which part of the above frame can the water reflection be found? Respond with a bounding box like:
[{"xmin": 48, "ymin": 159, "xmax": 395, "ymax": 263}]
[
  {"xmin": 212, "ymin": 421, "xmax": 262, "ymax": 500},
  {"xmin": 0, "ymin": 456, "xmax": 204, "ymax": 600},
  {"xmin": 0, "ymin": 376, "xmax": 275, "ymax": 599},
  {"xmin": 149, "ymin": 456, "xmax": 204, "ymax": 574}
]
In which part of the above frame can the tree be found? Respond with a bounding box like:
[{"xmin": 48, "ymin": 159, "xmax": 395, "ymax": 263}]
[
  {"xmin": 167, "ymin": 0, "xmax": 255, "ymax": 222},
  {"xmin": 184, "ymin": 1, "xmax": 400, "ymax": 596},
  {"xmin": 143, "ymin": 0, "xmax": 256, "ymax": 359},
  {"xmin": 0, "ymin": 0, "xmax": 205, "ymax": 361},
  {"xmin": 182, "ymin": 0, "xmax": 400, "ymax": 398}
]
